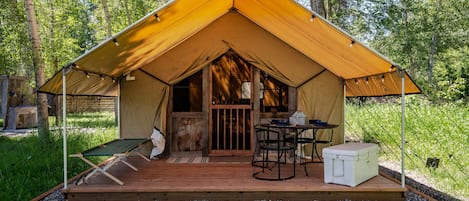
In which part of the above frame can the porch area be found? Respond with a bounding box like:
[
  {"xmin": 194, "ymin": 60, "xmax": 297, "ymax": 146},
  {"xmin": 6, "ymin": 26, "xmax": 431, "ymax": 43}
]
[{"xmin": 64, "ymin": 156, "xmax": 406, "ymax": 201}]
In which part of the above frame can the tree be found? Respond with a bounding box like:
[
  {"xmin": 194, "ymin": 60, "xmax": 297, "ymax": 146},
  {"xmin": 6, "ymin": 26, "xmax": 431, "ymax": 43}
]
[
  {"xmin": 101, "ymin": 0, "xmax": 112, "ymax": 38},
  {"xmin": 24, "ymin": 0, "xmax": 49, "ymax": 140},
  {"xmin": 310, "ymin": 0, "xmax": 326, "ymax": 18},
  {"xmin": 123, "ymin": 0, "xmax": 132, "ymax": 26},
  {"xmin": 0, "ymin": 0, "xmax": 31, "ymax": 76}
]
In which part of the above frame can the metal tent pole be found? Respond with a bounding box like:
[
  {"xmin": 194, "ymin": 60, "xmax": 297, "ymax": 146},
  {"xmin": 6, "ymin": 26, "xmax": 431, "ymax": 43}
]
[
  {"xmin": 117, "ymin": 80, "xmax": 121, "ymax": 138},
  {"xmin": 343, "ymin": 80, "xmax": 346, "ymax": 143},
  {"xmin": 62, "ymin": 68, "xmax": 68, "ymax": 189},
  {"xmin": 400, "ymin": 69, "xmax": 406, "ymax": 188}
]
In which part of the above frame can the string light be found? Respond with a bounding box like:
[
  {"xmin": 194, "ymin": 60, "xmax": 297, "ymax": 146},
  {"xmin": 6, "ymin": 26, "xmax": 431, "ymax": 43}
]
[
  {"xmin": 71, "ymin": 63, "xmax": 79, "ymax": 68},
  {"xmin": 112, "ymin": 38, "xmax": 119, "ymax": 46},
  {"xmin": 154, "ymin": 13, "xmax": 160, "ymax": 22},
  {"xmin": 355, "ymin": 79, "xmax": 358, "ymax": 85},
  {"xmin": 112, "ymin": 78, "xmax": 116, "ymax": 83},
  {"xmin": 365, "ymin": 77, "xmax": 369, "ymax": 84},
  {"xmin": 349, "ymin": 40, "xmax": 355, "ymax": 47},
  {"xmin": 381, "ymin": 74, "xmax": 385, "ymax": 83},
  {"xmin": 310, "ymin": 14, "xmax": 316, "ymax": 22},
  {"xmin": 85, "ymin": 72, "xmax": 90, "ymax": 78},
  {"xmin": 100, "ymin": 75, "xmax": 105, "ymax": 81}
]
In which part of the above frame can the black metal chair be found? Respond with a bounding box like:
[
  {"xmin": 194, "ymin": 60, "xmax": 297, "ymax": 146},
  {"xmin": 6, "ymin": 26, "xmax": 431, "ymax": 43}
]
[
  {"xmin": 313, "ymin": 129, "xmax": 334, "ymax": 162},
  {"xmin": 252, "ymin": 125, "xmax": 296, "ymax": 181},
  {"xmin": 286, "ymin": 128, "xmax": 334, "ymax": 176}
]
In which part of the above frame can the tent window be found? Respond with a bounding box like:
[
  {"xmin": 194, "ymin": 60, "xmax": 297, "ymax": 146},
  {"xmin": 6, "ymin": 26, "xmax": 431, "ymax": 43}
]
[
  {"xmin": 261, "ymin": 73, "xmax": 288, "ymax": 113},
  {"xmin": 172, "ymin": 72, "xmax": 203, "ymax": 112}
]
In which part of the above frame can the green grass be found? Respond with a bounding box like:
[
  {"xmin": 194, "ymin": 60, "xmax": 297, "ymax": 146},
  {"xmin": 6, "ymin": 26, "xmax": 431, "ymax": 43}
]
[
  {"xmin": 345, "ymin": 97, "xmax": 469, "ymax": 199},
  {"xmin": 0, "ymin": 112, "xmax": 117, "ymax": 201}
]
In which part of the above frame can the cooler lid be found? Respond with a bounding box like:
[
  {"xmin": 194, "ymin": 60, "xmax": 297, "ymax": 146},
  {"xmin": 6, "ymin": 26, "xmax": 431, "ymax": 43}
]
[{"xmin": 323, "ymin": 143, "xmax": 378, "ymax": 156}]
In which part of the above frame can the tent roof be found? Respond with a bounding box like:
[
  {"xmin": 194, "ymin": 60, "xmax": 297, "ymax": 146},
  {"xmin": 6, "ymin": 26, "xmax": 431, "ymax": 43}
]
[{"xmin": 39, "ymin": 0, "xmax": 421, "ymax": 97}]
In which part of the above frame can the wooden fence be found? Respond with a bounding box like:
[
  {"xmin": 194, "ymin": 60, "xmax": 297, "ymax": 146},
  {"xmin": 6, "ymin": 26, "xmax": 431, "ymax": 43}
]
[{"xmin": 49, "ymin": 96, "xmax": 116, "ymax": 115}]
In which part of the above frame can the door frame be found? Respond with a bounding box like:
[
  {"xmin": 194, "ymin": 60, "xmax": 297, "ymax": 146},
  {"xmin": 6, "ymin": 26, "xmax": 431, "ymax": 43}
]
[{"xmin": 208, "ymin": 62, "xmax": 255, "ymax": 156}]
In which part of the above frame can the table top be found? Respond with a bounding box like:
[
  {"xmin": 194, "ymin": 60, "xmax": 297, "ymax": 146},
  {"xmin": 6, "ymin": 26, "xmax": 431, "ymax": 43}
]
[{"xmin": 260, "ymin": 123, "xmax": 338, "ymax": 129}]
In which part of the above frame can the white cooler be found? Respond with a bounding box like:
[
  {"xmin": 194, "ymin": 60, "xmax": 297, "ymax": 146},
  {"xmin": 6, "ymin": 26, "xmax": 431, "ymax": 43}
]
[{"xmin": 323, "ymin": 143, "xmax": 378, "ymax": 187}]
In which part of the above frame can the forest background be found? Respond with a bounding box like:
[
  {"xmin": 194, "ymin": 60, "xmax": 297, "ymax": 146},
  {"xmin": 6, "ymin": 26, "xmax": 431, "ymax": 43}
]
[
  {"xmin": 0, "ymin": 0, "xmax": 468, "ymax": 200},
  {"xmin": 1, "ymin": 0, "xmax": 468, "ymax": 104}
]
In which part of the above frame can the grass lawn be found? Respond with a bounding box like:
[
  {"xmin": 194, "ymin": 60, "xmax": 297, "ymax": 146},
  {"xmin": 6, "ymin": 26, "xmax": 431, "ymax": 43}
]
[
  {"xmin": 0, "ymin": 112, "xmax": 116, "ymax": 201},
  {"xmin": 345, "ymin": 97, "xmax": 468, "ymax": 200}
]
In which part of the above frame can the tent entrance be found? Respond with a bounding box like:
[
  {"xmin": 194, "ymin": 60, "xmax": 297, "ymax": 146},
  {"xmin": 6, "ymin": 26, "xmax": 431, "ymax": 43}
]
[{"xmin": 209, "ymin": 52, "xmax": 253, "ymax": 156}]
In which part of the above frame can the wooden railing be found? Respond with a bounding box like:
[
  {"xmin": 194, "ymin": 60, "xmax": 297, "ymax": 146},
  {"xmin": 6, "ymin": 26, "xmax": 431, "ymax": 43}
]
[{"xmin": 210, "ymin": 105, "xmax": 252, "ymax": 155}]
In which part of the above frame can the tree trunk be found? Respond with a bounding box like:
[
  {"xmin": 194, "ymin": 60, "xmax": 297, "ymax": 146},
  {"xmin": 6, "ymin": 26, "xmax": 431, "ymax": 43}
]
[
  {"xmin": 24, "ymin": 0, "xmax": 50, "ymax": 140},
  {"xmin": 428, "ymin": 34, "xmax": 437, "ymax": 84},
  {"xmin": 123, "ymin": 0, "xmax": 132, "ymax": 25},
  {"xmin": 101, "ymin": 0, "xmax": 112, "ymax": 38},
  {"xmin": 403, "ymin": 1, "xmax": 415, "ymax": 78},
  {"xmin": 49, "ymin": 0, "xmax": 61, "ymax": 126},
  {"xmin": 428, "ymin": 1, "xmax": 441, "ymax": 84},
  {"xmin": 310, "ymin": 0, "xmax": 326, "ymax": 18}
]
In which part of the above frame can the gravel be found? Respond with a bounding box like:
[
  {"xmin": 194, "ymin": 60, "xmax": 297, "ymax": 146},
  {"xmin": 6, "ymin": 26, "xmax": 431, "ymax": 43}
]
[
  {"xmin": 41, "ymin": 189, "xmax": 64, "ymax": 201},
  {"xmin": 379, "ymin": 164, "xmax": 461, "ymax": 201}
]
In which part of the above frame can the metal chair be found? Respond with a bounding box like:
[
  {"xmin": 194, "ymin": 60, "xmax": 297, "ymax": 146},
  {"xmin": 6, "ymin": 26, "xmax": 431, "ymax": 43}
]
[
  {"xmin": 252, "ymin": 125, "xmax": 295, "ymax": 181},
  {"xmin": 286, "ymin": 128, "xmax": 334, "ymax": 176},
  {"xmin": 313, "ymin": 128, "xmax": 334, "ymax": 162},
  {"xmin": 251, "ymin": 126, "xmax": 280, "ymax": 168}
]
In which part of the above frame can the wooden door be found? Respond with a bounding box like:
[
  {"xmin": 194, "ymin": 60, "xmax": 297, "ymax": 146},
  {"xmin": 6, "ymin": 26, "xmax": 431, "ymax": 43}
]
[{"xmin": 209, "ymin": 52, "xmax": 253, "ymax": 156}]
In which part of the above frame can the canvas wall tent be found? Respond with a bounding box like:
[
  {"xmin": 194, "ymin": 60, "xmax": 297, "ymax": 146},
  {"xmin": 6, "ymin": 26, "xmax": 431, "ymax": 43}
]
[{"xmin": 39, "ymin": 0, "xmax": 421, "ymax": 144}]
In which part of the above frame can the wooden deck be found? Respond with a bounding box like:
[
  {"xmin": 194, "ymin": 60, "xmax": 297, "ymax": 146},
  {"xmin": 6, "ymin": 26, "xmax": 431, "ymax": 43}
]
[{"xmin": 64, "ymin": 157, "xmax": 405, "ymax": 201}]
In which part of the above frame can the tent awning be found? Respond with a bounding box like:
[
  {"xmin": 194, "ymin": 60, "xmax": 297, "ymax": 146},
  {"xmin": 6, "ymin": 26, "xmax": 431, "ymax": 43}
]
[{"xmin": 39, "ymin": 0, "xmax": 421, "ymax": 97}]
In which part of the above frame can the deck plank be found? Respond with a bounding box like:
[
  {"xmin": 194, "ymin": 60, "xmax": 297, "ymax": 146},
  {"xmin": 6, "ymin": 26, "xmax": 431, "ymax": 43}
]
[{"xmin": 65, "ymin": 157, "xmax": 405, "ymax": 201}]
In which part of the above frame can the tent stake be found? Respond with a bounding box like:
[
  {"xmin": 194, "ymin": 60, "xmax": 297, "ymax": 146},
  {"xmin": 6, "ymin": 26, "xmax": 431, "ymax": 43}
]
[
  {"xmin": 400, "ymin": 70, "xmax": 406, "ymax": 188},
  {"xmin": 62, "ymin": 68, "xmax": 68, "ymax": 189}
]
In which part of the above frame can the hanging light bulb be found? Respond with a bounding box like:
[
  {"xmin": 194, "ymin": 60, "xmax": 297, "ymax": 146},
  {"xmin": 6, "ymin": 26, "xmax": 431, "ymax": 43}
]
[
  {"xmin": 310, "ymin": 14, "xmax": 316, "ymax": 22},
  {"xmin": 85, "ymin": 72, "xmax": 90, "ymax": 78},
  {"xmin": 365, "ymin": 77, "xmax": 369, "ymax": 84},
  {"xmin": 154, "ymin": 13, "xmax": 161, "ymax": 22},
  {"xmin": 381, "ymin": 74, "xmax": 385, "ymax": 83},
  {"xmin": 100, "ymin": 75, "xmax": 105, "ymax": 81},
  {"xmin": 112, "ymin": 38, "xmax": 119, "ymax": 46},
  {"xmin": 349, "ymin": 40, "xmax": 355, "ymax": 47}
]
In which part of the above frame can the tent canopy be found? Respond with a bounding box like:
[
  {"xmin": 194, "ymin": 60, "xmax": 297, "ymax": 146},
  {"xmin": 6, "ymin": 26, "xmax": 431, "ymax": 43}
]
[{"xmin": 39, "ymin": 0, "xmax": 421, "ymax": 97}]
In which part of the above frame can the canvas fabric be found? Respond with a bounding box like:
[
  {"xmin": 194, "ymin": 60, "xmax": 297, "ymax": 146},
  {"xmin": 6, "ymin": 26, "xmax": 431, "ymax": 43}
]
[{"xmin": 38, "ymin": 0, "xmax": 421, "ymax": 139}]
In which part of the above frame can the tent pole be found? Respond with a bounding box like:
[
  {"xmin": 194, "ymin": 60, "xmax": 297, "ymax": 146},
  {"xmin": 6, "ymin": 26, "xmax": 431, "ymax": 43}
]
[
  {"xmin": 117, "ymin": 80, "xmax": 121, "ymax": 138},
  {"xmin": 62, "ymin": 69, "xmax": 68, "ymax": 189},
  {"xmin": 400, "ymin": 70, "xmax": 406, "ymax": 188},
  {"xmin": 343, "ymin": 80, "xmax": 346, "ymax": 144}
]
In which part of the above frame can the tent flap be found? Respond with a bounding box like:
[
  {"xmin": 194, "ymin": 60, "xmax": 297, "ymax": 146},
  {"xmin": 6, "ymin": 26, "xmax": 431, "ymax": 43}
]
[
  {"xmin": 297, "ymin": 71, "xmax": 345, "ymax": 146},
  {"xmin": 345, "ymin": 71, "xmax": 421, "ymax": 97},
  {"xmin": 120, "ymin": 70, "xmax": 169, "ymax": 136},
  {"xmin": 39, "ymin": 69, "xmax": 117, "ymax": 96}
]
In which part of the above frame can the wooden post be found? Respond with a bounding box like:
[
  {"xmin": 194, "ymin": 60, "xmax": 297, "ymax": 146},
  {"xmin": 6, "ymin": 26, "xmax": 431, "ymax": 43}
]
[
  {"xmin": 288, "ymin": 87, "xmax": 297, "ymax": 116},
  {"xmin": 202, "ymin": 66, "xmax": 209, "ymax": 156}
]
